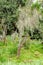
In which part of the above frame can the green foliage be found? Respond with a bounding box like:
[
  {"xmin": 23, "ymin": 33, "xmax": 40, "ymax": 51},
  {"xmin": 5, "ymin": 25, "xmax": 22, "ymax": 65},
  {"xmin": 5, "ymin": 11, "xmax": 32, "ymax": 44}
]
[
  {"xmin": 31, "ymin": 1, "xmax": 43, "ymax": 40},
  {"xmin": 0, "ymin": 36, "xmax": 43, "ymax": 62},
  {"xmin": 31, "ymin": 2, "xmax": 41, "ymax": 10},
  {"xmin": 0, "ymin": 0, "xmax": 19, "ymax": 34},
  {"xmin": 0, "ymin": 0, "xmax": 27, "ymax": 35},
  {"xmin": 0, "ymin": 0, "xmax": 43, "ymax": 39},
  {"xmin": 0, "ymin": 42, "xmax": 5, "ymax": 46},
  {"xmin": 19, "ymin": 0, "xmax": 27, "ymax": 6},
  {"xmin": 0, "ymin": 0, "xmax": 43, "ymax": 64},
  {"xmin": 0, "ymin": 55, "xmax": 7, "ymax": 62},
  {"xmin": 24, "ymin": 38, "xmax": 30, "ymax": 49}
]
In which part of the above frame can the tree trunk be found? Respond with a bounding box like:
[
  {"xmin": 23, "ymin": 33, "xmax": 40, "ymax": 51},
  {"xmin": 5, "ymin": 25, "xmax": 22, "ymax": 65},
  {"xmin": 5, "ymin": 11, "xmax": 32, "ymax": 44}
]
[
  {"xmin": 3, "ymin": 25, "xmax": 7, "ymax": 44},
  {"xmin": 17, "ymin": 36, "xmax": 27, "ymax": 58}
]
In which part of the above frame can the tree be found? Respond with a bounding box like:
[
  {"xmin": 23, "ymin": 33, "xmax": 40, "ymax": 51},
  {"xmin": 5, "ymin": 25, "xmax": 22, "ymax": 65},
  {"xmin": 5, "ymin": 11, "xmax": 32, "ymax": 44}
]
[{"xmin": 17, "ymin": 0, "xmax": 43, "ymax": 57}]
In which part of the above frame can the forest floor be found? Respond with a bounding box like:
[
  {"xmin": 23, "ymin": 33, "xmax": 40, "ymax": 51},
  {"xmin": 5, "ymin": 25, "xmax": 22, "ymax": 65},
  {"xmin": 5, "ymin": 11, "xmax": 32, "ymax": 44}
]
[{"xmin": 0, "ymin": 36, "xmax": 43, "ymax": 65}]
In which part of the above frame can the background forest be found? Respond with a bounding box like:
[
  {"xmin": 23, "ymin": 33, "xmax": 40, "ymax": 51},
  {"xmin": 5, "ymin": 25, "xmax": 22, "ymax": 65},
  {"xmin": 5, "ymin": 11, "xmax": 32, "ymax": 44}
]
[{"xmin": 0, "ymin": 0, "xmax": 43, "ymax": 65}]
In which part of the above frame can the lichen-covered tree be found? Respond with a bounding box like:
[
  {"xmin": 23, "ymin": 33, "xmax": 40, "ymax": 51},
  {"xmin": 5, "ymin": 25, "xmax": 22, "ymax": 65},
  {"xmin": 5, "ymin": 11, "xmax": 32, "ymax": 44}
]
[{"xmin": 17, "ymin": 0, "xmax": 43, "ymax": 57}]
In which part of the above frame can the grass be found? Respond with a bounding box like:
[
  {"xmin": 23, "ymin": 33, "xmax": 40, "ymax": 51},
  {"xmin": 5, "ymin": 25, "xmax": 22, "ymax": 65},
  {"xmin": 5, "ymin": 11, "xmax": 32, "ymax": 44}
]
[{"xmin": 0, "ymin": 36, "xmax": 43, "ymax": 65}]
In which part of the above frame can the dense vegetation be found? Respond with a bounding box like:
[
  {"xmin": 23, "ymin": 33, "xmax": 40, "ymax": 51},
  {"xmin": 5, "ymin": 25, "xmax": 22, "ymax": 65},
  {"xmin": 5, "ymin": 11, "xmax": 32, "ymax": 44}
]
[{"xmin": 0, "ymin": 0, "xmax": 43, "ymax": 65}]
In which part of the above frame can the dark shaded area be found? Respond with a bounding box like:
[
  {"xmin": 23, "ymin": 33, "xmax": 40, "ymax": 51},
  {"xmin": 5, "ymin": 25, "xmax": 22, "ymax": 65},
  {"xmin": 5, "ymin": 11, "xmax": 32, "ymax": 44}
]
[
  {"xmin": 29, "ymin": 29, "xmax": 42, "ymax": 40},
  {"xmin": 6, "ymin": 22, "xmax": 19, "ymax": 35}
]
